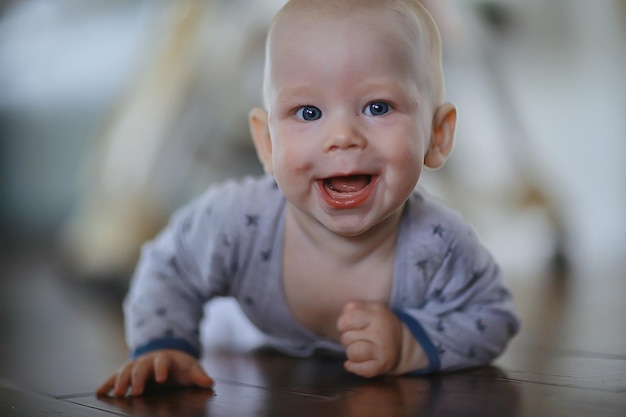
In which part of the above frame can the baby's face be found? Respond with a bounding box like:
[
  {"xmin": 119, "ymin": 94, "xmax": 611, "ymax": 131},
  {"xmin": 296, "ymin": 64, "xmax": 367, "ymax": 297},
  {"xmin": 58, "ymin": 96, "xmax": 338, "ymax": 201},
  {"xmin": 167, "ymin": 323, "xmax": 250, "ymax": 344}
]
[{"xmin": 265, "ymin": 9, "xmax": 434, "ymax": 236}]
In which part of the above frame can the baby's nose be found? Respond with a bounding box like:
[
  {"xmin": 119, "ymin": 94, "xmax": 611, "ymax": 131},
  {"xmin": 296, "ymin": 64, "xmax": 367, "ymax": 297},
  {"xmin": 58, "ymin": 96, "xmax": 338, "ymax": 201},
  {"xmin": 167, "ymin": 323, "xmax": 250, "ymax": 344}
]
[{"xmin": 322, "ymin": 116, "xmax": 367, "ymax": 152}]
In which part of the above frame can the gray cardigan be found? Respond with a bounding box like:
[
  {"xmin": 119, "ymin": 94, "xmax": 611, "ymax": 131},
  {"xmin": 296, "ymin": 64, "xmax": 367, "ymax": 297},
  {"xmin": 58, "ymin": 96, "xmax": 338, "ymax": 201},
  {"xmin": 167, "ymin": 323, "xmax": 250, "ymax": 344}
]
[{"xmin": 124, "ymin": 175, "xmax": 519, "ymax": 374}]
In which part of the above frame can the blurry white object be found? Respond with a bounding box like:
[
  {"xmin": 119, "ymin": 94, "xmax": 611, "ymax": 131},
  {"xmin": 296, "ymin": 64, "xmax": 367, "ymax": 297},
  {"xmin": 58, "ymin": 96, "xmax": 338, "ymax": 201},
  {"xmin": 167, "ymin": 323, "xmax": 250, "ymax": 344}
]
[
  {"xmin": 59, "ymin": 0, "xmax": 284, "ymax": 279},
  {"xmin": 202, "ymin": 298, "xmax": 268, "ymax": 352}
]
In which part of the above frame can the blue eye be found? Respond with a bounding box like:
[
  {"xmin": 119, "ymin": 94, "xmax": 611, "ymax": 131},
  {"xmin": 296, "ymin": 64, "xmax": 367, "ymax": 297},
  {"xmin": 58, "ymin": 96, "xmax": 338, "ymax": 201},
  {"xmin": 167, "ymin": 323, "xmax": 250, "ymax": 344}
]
[
  {"xmin": 295, "ymin": 106, "xmax": 322, "ymax": 121},
  {"xmin": 364, "ymin": 102, "xmax": 390, "ymax": 116}
]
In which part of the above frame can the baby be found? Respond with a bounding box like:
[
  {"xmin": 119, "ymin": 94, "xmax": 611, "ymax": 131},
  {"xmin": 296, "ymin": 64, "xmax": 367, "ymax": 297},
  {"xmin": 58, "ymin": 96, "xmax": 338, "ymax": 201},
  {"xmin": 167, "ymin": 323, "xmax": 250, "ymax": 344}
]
[{"xmin": 97, "ymin": 0, "xmax": 519, "ymax": 397}]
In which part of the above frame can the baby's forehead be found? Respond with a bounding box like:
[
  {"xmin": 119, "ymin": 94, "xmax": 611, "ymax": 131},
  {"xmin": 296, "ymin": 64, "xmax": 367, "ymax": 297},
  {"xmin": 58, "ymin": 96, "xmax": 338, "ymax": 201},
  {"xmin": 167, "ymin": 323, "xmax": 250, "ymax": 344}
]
[
  {"xmin": 264, "ymin": 0, "xmax": 444, "ymax": 105},
  {"xmin": 268, "ymin": 1, "xmax": 438, "ymax": 68},
  {"xmin": 271, "ymin": 1, "xmax": 432, "ymax": 42}
]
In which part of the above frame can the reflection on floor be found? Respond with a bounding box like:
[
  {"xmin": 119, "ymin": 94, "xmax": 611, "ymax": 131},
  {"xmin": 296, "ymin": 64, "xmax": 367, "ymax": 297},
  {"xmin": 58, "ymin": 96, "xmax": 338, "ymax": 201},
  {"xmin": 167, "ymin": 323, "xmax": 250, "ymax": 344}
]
[{"xmin": 0, "ymin": 249, "xmax": 624, "ymax": 415}]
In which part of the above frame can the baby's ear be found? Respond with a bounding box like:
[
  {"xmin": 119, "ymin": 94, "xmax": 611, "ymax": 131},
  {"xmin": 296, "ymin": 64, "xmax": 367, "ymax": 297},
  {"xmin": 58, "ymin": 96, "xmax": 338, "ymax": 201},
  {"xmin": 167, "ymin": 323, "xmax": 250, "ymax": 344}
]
[
  {"xmin": 424, "ymin": 103, "xmax": 457, "ymax": 169},
  {"xmin": 249, "ymin": 108, "xmax": 273, "ymax": 175}
]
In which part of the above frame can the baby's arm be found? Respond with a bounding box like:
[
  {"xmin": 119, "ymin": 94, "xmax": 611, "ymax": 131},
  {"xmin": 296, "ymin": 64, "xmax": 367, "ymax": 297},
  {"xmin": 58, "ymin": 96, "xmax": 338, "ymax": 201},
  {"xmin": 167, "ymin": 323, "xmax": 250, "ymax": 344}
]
[
  {"xmin": 338, "ymin": 225, "xmax": 519, "ymax": 377},
  {"xmin": 96, "ymin": 349, "xmax": 213, "ymax": 397},
  {"xmin": 395, "ymin": 227, "xmax": 518, "ymax": 374},
  {"xmin": 98, "ymin": 187, "xmax": 235, "ymax": 396}
]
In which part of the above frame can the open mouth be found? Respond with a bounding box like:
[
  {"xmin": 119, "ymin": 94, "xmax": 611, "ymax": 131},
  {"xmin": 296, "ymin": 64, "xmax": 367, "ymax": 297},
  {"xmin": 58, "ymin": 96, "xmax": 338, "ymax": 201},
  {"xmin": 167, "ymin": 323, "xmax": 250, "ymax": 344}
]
[
  {"xmin": 319, "ymin": 174, "xmax": 375, "ymax": 209},
  {"xmin": 324, "ymin": 175, "xmax": 372, "ymax": 193}
]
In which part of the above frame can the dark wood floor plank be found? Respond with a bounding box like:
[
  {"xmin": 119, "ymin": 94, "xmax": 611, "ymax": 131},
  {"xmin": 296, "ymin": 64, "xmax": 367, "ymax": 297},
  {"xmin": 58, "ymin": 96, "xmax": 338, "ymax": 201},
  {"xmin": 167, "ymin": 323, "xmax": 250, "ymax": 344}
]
[
  {"xmin": 0, "ymin": 382, "xmax": 115, "ymax": 417},
  {"xmin": 513, "ymin": 382, "xmax": 626, "ymax": 417},
  {"xmin": 2, "ymin": 253, "xmax": 626, "ymax": 416},
  {"xmin": 68, "ymin": 358, "xmax": 626, "ymax": 417}
]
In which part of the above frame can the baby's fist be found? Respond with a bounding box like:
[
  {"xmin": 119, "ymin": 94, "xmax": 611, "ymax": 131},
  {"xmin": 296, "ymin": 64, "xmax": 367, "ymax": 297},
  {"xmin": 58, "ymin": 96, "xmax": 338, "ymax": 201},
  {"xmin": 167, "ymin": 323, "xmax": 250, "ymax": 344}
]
[{"xmin": 336, "ymin": 301, "xmax": 403, "ymax": 378}]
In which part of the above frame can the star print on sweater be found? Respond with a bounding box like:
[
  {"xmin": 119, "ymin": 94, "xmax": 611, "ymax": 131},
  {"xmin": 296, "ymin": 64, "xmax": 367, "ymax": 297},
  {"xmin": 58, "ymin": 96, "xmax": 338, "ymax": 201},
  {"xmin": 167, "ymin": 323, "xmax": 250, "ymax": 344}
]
[{"xmin": 123, "ymin": 175, "xmax": 520, "ymax": 373}]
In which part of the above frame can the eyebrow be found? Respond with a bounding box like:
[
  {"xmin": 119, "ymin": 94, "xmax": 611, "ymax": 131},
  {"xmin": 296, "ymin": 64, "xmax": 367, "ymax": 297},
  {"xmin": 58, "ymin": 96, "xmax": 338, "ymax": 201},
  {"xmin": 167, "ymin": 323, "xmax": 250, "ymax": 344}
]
[
  {"xmin": 276, "ymin": 77, "xmax": 410, "ymax": 96},
  {"xmin": 274, "ymin": 85, "xmax": 315, "ymax": 104}
]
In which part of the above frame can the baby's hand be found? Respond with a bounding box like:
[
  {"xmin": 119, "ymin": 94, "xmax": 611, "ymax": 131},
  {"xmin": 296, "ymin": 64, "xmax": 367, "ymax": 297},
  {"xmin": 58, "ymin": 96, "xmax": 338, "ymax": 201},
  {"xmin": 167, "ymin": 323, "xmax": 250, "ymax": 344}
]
[
  {"xmin": 96, "ymin": 349, "xmax": 214, "ymax": 397},
  {"xmin": 336, "ymin": 301, "xmax": 403, "ymax": 378}
]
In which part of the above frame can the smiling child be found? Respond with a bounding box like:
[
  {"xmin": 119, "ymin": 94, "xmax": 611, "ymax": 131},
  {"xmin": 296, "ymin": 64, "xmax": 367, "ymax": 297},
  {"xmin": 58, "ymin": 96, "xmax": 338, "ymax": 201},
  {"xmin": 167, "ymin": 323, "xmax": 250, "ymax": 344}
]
[{"xmin": 97, "ymin": 0, "xmax": 519, "ymax": 397}]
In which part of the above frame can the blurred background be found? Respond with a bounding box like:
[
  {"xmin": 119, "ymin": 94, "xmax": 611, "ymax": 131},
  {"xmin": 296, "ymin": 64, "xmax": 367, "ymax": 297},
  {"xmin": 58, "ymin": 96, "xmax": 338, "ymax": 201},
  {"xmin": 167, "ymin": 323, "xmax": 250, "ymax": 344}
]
[{"xmin": 0, "ymin": 0, "xmax": 624, "ymax": 396}]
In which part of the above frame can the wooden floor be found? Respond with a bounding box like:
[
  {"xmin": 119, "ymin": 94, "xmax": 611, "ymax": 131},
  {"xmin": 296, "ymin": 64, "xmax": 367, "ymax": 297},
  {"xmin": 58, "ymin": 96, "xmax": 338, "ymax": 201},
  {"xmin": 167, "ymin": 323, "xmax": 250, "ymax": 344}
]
[{"xmin": 0, "ymin": 250, "xmax": 625, "ymax": 416}]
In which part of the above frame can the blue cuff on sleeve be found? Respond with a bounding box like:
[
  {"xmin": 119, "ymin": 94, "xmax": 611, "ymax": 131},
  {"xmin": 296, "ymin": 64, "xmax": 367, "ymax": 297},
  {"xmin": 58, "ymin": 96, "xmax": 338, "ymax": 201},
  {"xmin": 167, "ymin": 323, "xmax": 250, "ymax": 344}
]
[
  {"xmin": 131, "ymin": 337, "xmax": 199, "ymax": 359},
  {"xmin": 393, "ymin": 309, "xmax": 441, "ymax": 375}
]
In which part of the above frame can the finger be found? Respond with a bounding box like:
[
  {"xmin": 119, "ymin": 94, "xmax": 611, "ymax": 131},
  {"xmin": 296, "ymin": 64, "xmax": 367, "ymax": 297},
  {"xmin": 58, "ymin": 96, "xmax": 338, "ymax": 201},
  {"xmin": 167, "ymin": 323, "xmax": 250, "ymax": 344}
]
[
  {"xmin": 344, "ymin": 358, "xmax": 383, "ymax": 378},
  {"xmin": 337, "ymin": 307, "xmax": 372, "ymax": 333},
  {"xmin": 346, "ymin": 340, "xmax": 376, "ymax": 363},
  {"xmin": 130, "ymin": 361, "xmax": 153, "ymax": 396},
  {"xmin": 189, "ymin": 363, "xmax": 214, "ymax": 388},
  {"xmin": 340, "ymin": 329, "xmax": 368, "ymax": 348},
  {"xmin": 113, "ymin": 364, "xmax": 133, "ymax": 397},
  {"xmin": 154, "ymin": 354, "xmax": 171, "ymax": 383},
  {"xmin": 95, "ymin": 374, "xmax": 116, "ymax": 396}
]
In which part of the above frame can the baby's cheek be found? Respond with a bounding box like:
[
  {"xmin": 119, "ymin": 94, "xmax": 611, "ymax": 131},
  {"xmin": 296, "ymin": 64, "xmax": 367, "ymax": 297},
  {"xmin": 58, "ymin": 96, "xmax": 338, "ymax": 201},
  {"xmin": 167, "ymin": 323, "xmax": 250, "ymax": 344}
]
[{"xmin": 275, "ymin": 146, "xmax": 314, "ymax": 176}]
